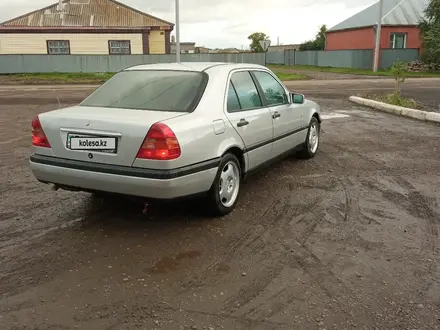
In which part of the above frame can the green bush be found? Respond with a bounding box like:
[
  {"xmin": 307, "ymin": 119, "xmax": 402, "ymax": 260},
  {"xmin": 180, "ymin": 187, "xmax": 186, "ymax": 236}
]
[{"xmin": 390, "ymin": 61, "xmax": 408, "ymax": 94}]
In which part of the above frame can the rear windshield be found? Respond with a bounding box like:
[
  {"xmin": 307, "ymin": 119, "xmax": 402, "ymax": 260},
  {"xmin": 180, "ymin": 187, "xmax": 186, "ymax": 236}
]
[{"xmin": 80, "ymin": 70, "xmax": 207, "ymax": 112}]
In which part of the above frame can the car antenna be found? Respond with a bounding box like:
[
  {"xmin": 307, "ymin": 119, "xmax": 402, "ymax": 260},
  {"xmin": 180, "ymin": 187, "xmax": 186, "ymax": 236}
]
[{"xmin": 54, "ymin": 89, "xmax": 62, "ymax": 109}]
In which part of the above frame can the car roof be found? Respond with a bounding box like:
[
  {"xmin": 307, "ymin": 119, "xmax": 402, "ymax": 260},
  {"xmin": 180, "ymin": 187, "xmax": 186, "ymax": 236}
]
[{"xmin": 125, "ymin": 62, "xmax": 267, "ymax": 72}]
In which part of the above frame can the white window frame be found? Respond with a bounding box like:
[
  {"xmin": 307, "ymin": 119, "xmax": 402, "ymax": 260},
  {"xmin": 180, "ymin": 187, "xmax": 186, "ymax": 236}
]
[
  {"xmin": 108, "ymin": 40, "xmax": 131, "ymax": 55},
  {"xmin": 47, "ymin": 40, "xmax": 70, "ymax": 55},
  {"xmin": 390, "ymin": 33, "xmax": 407, "ymax": 49}
]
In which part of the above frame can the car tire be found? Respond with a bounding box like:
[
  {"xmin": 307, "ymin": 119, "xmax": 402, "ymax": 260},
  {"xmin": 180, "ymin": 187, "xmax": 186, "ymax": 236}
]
[
  {"xmin": 206, "ymin": 153, "xmax": 242, "ymax": 217},
  {"xmin": 298, "ymin": 116, "xmax": 320, "ymax": 159}
]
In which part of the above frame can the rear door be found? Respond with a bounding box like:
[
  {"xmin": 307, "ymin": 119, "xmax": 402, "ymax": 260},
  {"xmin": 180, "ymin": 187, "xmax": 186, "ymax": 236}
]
[
  {"xmin": 224, "ymin": 71, "xmax": 273, "ymax": 170},
  {"xmin": 251, "ymin": 70, "xmax": 303, "ymax": 157}
]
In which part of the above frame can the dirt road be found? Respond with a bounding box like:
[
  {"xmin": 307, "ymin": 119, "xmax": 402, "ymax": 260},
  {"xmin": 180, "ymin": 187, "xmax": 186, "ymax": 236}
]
[
  {"xmin": 0, "ymin": 81, "xmax": 439, "ymax": 330},
  {"xmin": 284, "ymin": 77, "xmax": 440, "ymax": 112}
]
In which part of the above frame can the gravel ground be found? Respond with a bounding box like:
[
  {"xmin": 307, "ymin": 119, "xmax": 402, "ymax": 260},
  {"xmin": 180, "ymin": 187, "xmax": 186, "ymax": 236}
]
[{"xmin": 0, "ymin": 81, "xmax": 439, "ymax": 330}]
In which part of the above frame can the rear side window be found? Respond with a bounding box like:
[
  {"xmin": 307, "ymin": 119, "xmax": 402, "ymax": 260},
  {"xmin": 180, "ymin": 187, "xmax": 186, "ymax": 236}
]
[
  {"xmin": 253, "ymin": 71, "xmax": 288, "ymax": 106},
  {"xmin": 227, "ymin": 82, "xmax": 241, "ymax": 112},
  {"xmin": 80, "ymin": 70, "xmax": 207, "ymax": 112},
  {"xmin": 230, "ymin": 71, "xmax": 262, "ymax": 110}
]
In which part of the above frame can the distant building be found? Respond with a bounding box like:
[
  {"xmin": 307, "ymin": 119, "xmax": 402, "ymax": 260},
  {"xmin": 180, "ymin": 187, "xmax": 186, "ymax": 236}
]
[
  {"xmin": 218, "ymin": 48, "xmax": 241, "ymax": 53},
  {"xmin": 326, "ymin": 0, "xmax": 428, "ymax": 51},
  {"xmin": 268, "ymin": 44, "xmax": 300, "ymax": 52},
  {"xmin": 206, "ymin": 48, "xmax": 241, "ymax": 53},
  {"xmin": 195, "ymin": 46, "xmax": 211, "ymax": 54},
  {"xmin": 195, "ymin": 46, "xmax": 244, "ymax": 54},
  {"xmin": 0, "ymin": 0, "xmax": 174, "ymax": 55},
  {"xmin": 171, "ymin": 42, "xmax": 196, "ymax": 54}
]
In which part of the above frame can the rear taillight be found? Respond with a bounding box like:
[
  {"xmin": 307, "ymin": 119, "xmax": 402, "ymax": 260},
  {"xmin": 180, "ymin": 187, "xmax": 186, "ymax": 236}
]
[
  {"xmin": 136, "ymin": 123, "xmax": 181, "ymax": 160},
  {"xmin": 32, "ymin": 115, "xmax": 51, "ymax": 148}
]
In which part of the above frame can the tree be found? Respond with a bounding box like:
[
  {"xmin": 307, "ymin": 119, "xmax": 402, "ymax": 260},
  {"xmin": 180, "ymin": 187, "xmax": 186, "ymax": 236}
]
[
  {"xmin": 248, "ymin": 32, "xmax": 269, "ymax": 52},
  {"xmin": 386, "ymin": 61, "xmax": 416, "ymax": 108},
  {"xmin": 419, "ymin": 0, "xmax": 440, "ymax": 66},
  {"xmin": 390, "ymin": 60, "xmax": 407, "ymax": 95},
  {"xmin": 314, "ymin": 24, "xmax": 327, "ymax": 49},
  {"xmin": 299, "ymin": 25, "xmax": 327, "ymax": 51}
]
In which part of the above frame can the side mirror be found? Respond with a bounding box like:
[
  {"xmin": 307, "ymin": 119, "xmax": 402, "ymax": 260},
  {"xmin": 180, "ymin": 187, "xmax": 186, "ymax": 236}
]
[{"xmin": 291, "ymin": 93, "xmax": 304, "ymax": 104}]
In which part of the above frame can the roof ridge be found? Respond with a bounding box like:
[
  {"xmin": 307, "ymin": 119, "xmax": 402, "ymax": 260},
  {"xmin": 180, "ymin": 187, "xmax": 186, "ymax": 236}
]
[
  {"xmin": 0, "ymin": 0, "xmax": 174, "ymax": 27},
  {"xmin": 107, "ymin": 0, "xmax": 174, "ymax": 26},
  {"xmin": 328, "ymin": 0, "xmax": 429, "ymax": 32},
  {"xmin": 381, "ymin": 0, "xmax": 406, "ymax": 22},
  {"xmin": 327, "ymin": 1, "xmax": 377, "ymax": 31},
  {"xmin": 0, "ymin": 1, "xmax": 58, "ymax": 26}
]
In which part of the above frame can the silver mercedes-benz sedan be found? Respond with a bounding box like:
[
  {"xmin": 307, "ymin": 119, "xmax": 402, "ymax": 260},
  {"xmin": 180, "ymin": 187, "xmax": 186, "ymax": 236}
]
[{"xmin": 30, "ymin": 62, "xmax": 322, "ymax": 215}]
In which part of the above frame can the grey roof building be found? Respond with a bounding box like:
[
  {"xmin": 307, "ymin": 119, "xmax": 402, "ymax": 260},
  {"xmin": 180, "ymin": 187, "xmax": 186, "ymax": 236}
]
[{"xmin": 329, "ymin": 0, "xmax": 429, "ymax": 32}]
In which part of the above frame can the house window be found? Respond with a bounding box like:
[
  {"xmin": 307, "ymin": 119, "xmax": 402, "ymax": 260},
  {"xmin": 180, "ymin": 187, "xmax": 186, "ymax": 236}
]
[
  {"xmin": 47, "ymin": 40, "xmax": 70, "ymax": 55},
  {"xmin": 389, "ymin": 33, "xmax": 407, "ymax": 49},
  {"xmin": 108, "ymin": 40, "xmax": 131, "ymax": 55}
]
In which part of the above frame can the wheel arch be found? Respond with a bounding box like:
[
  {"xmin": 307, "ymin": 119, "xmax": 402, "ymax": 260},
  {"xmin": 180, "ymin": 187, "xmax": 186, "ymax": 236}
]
[
  {"xmin": 221, "ymin": 146, "xmax": 246, "ymax": 177},
  {"xmin": 312, "ymin": 111, "xmax": 322, "ymax": 123}
]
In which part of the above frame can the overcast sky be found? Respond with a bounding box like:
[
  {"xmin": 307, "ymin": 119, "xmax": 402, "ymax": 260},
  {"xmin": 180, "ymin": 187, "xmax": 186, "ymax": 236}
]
[{"xmin": 0, "ymin": 0, "xmax": 376, "ymax": 48}]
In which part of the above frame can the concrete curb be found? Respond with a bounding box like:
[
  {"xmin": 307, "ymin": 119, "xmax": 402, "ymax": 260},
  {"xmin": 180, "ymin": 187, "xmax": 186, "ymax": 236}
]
[{"xmin": 349, "ymin": 96, "xmax": 440, "ymax": 124}]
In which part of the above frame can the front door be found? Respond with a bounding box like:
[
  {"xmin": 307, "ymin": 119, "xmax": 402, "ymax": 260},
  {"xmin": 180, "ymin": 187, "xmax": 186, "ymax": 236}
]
[
  {"xmin": 224, "ymin": 71, "xmax": 274, "ymax": 170},
  {"xmin": 251, "ymin": 70, "xmax": 304, "ymax": 157}
]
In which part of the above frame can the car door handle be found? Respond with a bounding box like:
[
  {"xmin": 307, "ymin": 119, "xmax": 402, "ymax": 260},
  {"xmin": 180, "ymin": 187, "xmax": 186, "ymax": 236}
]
[
  {"xmin": 237, "ymin": 119, "xmax": 249, "ymax": 127},
  {"xmin": 272, "ymin": 112, "xmax": 281, "ymax": 119}
]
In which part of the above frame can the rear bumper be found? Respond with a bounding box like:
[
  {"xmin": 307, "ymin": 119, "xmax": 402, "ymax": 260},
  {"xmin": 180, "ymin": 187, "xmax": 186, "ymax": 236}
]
[{"xmin": 29, "ymin": 154, "xmax": 219, "ymax": 199}]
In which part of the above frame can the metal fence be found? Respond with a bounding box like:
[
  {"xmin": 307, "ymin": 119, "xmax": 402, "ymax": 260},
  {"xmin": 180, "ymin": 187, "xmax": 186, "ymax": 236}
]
[
  {"xmin": 0, "ymin": 49, "xmax": 420, "ymax": 73},
  {"xmin": 0, "ymin": 53, "xmax": 265, "ymax": 74},
  {"xmin": 379, "ymin": 49, "xmax": 420, "ymax": 69},
  {"xmin": 266, "ymin": 49, "xmax": 420, "ymax": 69},
  {"xmin": 266, "ymin": 51, "xmax": 285, "ymax": 65}
]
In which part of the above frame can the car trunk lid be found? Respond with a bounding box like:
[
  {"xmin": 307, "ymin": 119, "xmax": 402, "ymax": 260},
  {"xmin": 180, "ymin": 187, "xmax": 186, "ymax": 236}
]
[{"xmin": 38, "ymin": 105, "xmax": 186, "ymax": 167}]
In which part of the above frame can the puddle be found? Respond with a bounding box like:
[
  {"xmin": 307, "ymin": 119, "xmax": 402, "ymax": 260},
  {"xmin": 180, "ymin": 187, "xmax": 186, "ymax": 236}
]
[{"xmin": 321, "ymin": 113, "xmax": 351, "ymax": 119}]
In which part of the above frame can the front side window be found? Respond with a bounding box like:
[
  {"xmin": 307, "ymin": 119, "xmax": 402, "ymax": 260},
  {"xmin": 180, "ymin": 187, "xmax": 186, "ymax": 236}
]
[
  {"xmin": 47, "ymin": 40, "xmax": 70, "ymax": 55},
  {"xmin": 253, "ymin": 71, "xmax": 288, "ymax": 106},
  {"xmin": 109, "ymin": 40, "xmax": 131, "ymax": 54},
  {"xmin": 230, "ymin": 71, "xmax": 262, "ymax": 110},
  {"xmin": 389, "ymin": 33, "xmax": 407, "ymax": 49},
  {"xmin": 81, "ymin": 70, "xmax": 207, "ymax": 112}
]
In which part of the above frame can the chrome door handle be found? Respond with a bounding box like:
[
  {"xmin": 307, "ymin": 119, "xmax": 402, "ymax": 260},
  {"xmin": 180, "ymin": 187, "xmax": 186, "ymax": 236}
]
[
  {"xmin": 237, "ymin": 119, "xmax": 249, "ymax": 127},
  {"xmin": 272, "ymin": 112, "xmax": 281, "ymax": 119}
]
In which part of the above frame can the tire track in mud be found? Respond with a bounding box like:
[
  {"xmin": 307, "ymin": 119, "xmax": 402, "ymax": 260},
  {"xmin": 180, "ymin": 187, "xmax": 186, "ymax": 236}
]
[
  {"xmin": 331, "ymin": 177, "xmax": 361, "ymax": 261},
  {"xmin": 176, "ymin": 188, "xmax": 289, "ymax": 292},
  {"xmin": 390, "ymin": 176, "xmax": 440, "ymax": 306},
  {"xmin": 182, "ymin": 177, "xmax": 334, "ymax": 283},
  {"xmin": 393, "ymin": 176, "xmax": 439, "ymax": 255},
  {"xmin": 71, "ymin": 299, "xmax": 291, "ymax": 330},
  {"xmin": 236, "ymin": 178, "xmax": 350, "ymax": 315},
  {"xmin": 174, "ymin": 175, "xmax": 359, "ymax": 319},
  {"xmin": 242, "ymin": 242, "xmax": 354, "ymax": 321},
  {"xmin": 329, "ymin": 143, "xmax": 389, "ymax": 171},
  {"xmin": 361, "ymin": 175, "xmax": 439, "ymax": 255}
]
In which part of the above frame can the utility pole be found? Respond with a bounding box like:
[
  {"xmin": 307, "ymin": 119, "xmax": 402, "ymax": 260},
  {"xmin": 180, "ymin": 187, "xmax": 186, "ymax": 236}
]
[
  {"xmin": 175, "ymin": 0, "xmax": 180, "ymax": 63},
  {"xmin": 373, "ymin": 0, "xmax": 384, "ymax": 72}
]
